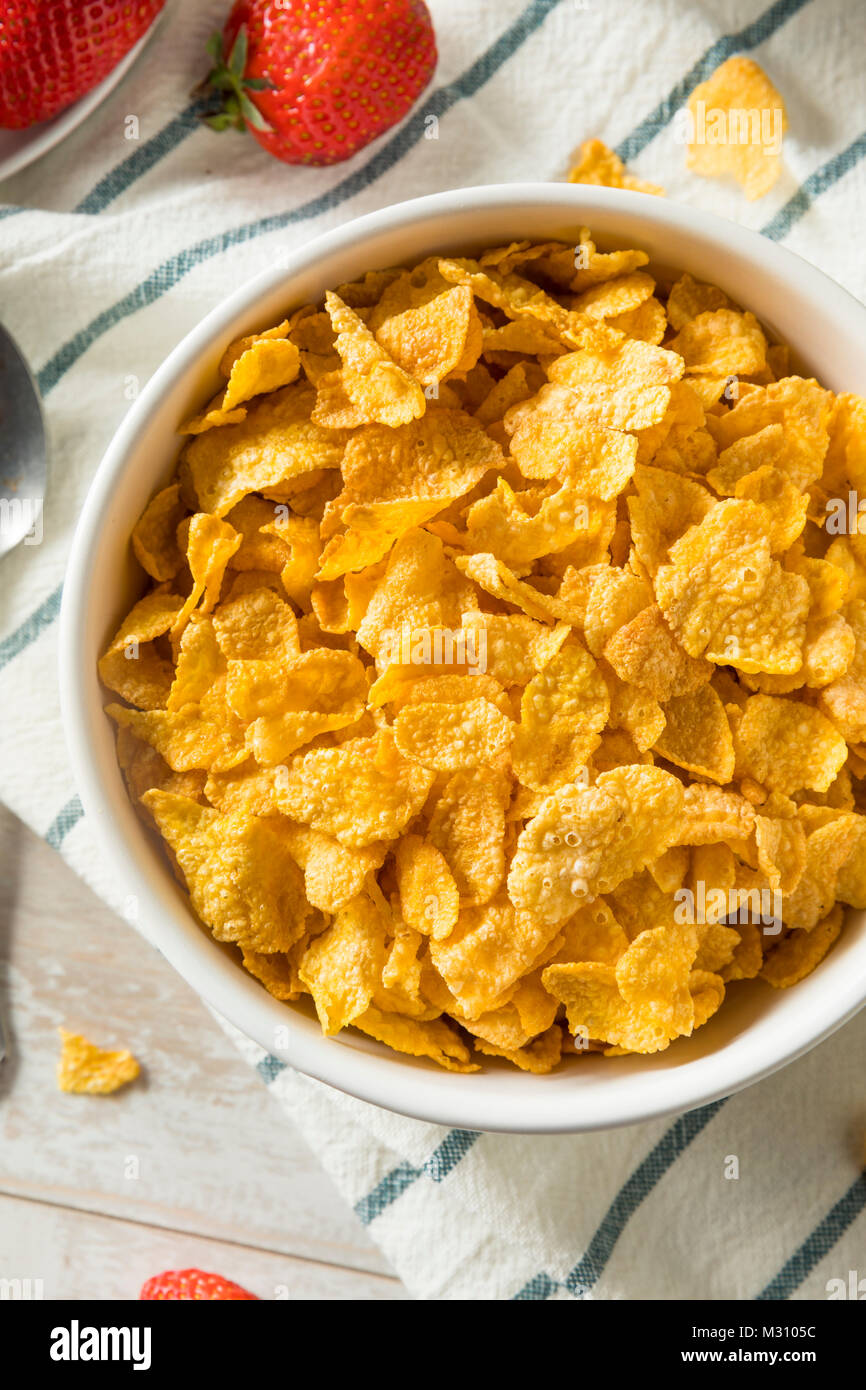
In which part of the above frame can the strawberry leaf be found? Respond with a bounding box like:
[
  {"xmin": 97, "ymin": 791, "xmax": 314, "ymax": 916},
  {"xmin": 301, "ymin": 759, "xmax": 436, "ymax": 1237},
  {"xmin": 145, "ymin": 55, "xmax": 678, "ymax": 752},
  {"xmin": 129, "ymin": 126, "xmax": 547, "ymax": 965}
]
[
  {"xmin": 198, "ymin": 24, "xmax": 273, "ymax": 137},
  {"xmin": 204, "ymin": 112, "xmax": 239, "ymax": 132},
  {"xmin": 229, "ymin": 26, "xmax": 248, "ymax": 80},
  {"xmin": 239, "ymin": 92, "xmax": 271, "ymax": 132}
]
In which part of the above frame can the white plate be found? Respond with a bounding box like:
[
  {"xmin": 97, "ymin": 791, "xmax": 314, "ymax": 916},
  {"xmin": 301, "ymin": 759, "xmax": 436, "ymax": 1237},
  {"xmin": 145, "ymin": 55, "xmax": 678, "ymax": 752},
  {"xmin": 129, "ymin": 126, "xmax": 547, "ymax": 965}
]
[{"xmin": 0, "ymin": 12, "xmax": 165, "ymax": 185}]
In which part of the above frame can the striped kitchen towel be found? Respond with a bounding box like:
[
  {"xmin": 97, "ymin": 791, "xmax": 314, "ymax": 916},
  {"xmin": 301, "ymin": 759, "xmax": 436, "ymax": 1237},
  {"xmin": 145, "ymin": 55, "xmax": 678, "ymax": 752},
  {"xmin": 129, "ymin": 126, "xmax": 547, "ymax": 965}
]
[{"xmin": 1, "ymin": 0, "xmax": 865, "ymax": 1299}]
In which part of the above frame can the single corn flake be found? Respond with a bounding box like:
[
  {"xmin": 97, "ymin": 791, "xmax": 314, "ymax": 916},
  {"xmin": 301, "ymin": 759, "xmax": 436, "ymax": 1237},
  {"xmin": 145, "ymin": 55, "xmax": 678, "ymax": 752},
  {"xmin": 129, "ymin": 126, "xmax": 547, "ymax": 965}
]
[
  {"xmin": 553, "ymin": 898, "xmax": 630, "ymax": 966},
  {"xmin": 142, "ymin": 790, "xmax": 310, "ymax": 953},
  {"xmin": 393, "ymin": 696, "xmax": 513, "ymax": 771},
  {"xmin": 131, "ymin": 484, "xmax": 186, "ymax": 581},
  {"xmin": 57, "ymin": 1029, "xmax": 140, "ymax": 1095},
  {"xmin": 429, "ymin": 894, "xmax": 564, "ymax": 1019},
  {"xmin": 505, "ymin": 391, "xmax": 637, "ymax": 494},
  {"xmin": 508, "ymin": 766, "xmax": 685, "ymax": 924},
  {"xmin": 666, "ymin": 273, "xmax": 733, "ymax": 331},
  {"xmin": 654, "ymin": 499, "xmax": 773, "ymax": 656},
  {"xmin": 374, "ymin": 284, "xmax": 483, "ymax": 385},
  {"xmin": 300, "ymin": 893, "xmax": 388, "ymax": 1034},
  {"xmin": 654, "ymin": 685, "xmax": 735, "ymax": 783},
  {"xmin": 354, "ymin": 1007, "xmax": 479, "ymax": 1072},
  {"xmin": 173, "ymin": 513, "xmax": 242, "ymax": 634},
  {"xmin": 319, "ymin": 290, "xmax": 425, "ymax": 428},
  {"xmin": 212, "ymin": 585, "xmax": 300, "ymax": 663},
  {"xmin": 734, "ymin": 694, "xmax": 847, "ymax": 795},
  {"xmin": 512, "ymin": 642, "xmax": 609, "ymax": 790},
  {"xmin": 220, "ymin": 330, "xmax": 301, "ymax": 413},
  {"xmin": 474, "ymin": 1024, "xmax": 563, "ymax": 1074},
  {"xmin": 604, "ymin": 605, "xmax": 712, "ymax": 701},
  {"xmin": 275, "ymin": 731, "xmax": 434, "ymax": 847},
  {"xmin": 548, "ymin": 339, "xmax": 683, "ymax": 431},
  {"xmin": 395, "ymin": 833, "xmax": 460, "ymax": 940},
  {"xmin": 428, "ymin": 767, "xmax": 511, "ymax": 904},
  {"xmin": 98, "ymin": 590, "xmax": 182, "ymax": 710},
  {"xmin": 455, "ymin": 551, "xmax": 561, "ymax": 623},
  {"xmin": 542, "ymin": 960, "xmax": 685, "ymax": 1055},
  {"xmin": 281, "ymin": 822, "xmax": 387, "ymax": 913},
  {"xmin": 760, "ymin": 906, "xmax": 843, "ymax": 988},
  {"xmin": 685, "ymin": 56, "xmax": 787, "ymax": 200},
  {"xmin": 568, "ymin": 138, "xmax": 665, "ymax": 196}
]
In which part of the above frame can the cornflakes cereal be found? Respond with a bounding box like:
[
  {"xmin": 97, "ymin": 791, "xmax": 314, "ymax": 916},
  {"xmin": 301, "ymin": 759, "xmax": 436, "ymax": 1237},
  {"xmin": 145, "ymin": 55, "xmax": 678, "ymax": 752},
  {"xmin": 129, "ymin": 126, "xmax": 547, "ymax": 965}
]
[
  {"xmin": 316, "ymin": 291, "xmax": 425, "ymax": 428},
  {"xmin": 428, "ymin": 767, "xmax": 511, "ymax": 904},
  {"xmin": 429, "ymin": 894, "xmax": 563, "ymax": 1019},
  {"xmin": 395, "ymin": 834, "xmax": 459, "ymax": 940},
  {"xmin": 143, "ymin": 790, "xmax": 310, "ymax": 952},
  {"xmin": 279, "ymin": 823, "xmax": 387, "ymax": 913},
  {"xmin": 131, "ymin": 484, "xmax": 186, "ymax": 581},
  {"xmin": 654, "ymin": 685, "xmax": 735, "ymax": 783},
  {"xmin": 666, "ymin": 274, "xmax": 733, "ymax": 332},
  {"xmin": 761, "ymin": 906, "xmax": 844, "ymax": 988},
  {"xmin": 685, "ymin": 57, "xmax": 787, "ymax": 200},
  {"xmin": 98, "ymin": 591, "xmax": 182, "ymax": 710},
  {"xmin": 511, "ymin": 642, "xmax": 609, "ymax": 789},
  {"xmin": 181, "ymin": 321, "xmax": 301, "ymax": 428},
  {"xmin": 103, "ymin": 229, "xmax": 864, "ymax": 1073},
  {"xmin": 508, "ymin": 767, "xmax": 685, "ymax": 925},
  {"xmin": 173, "ymin": 514, "xmax": 242, "ymax": 634},
  {"xmin": 354, "ymin": 1007, "xmax": 478, "ymax": 1072},
  {"xmin": 299, "ymin": 892, "xmax": 388, "ymax": 1033},
  {"xmin": 733, "ymin": 694, "xmax": 847, "ymax": 795},
  {"xmin": 567, "ymin": 138, "xmax": 665, "ymax": 197},
  {"xmin": 185, "ymin": 384, "xmax": 349, "ymax": 516},
  {"xmin": 505, "ymin": 393, "xmax": 637, "ymax": 490},
  {"xmin": 548, "ymin": 340, "xmax": 683, "ymax": 431},
  {"xmin": 374, "ymin": 284, "xmax": 482, "ymax": 385},
  {"xmin": 57, "ymin": 1030, "xmax": 140, "ymax": 1095},
  {"xmin": 393, "ymin": 696, "xmax": 513, "ymax": 771},
  {"xmin": 474, "ymin": 1023, "xmax": 563, "ymax": 1073}
]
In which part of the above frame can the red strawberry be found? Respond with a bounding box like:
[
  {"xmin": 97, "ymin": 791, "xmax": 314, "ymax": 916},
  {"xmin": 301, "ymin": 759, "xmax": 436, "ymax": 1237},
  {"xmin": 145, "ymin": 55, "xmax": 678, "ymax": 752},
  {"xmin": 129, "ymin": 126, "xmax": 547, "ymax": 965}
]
[
  {"xmin": 0, "ymin": 0, "xmax": 166, "ymax": 130},
  {"xmin": 200, "ymin": 0, "xmax": 437, "ymax": 167},
  {"xmin": 140, "ymin": 1268, "xmax": 259, "ymax": 1300}
]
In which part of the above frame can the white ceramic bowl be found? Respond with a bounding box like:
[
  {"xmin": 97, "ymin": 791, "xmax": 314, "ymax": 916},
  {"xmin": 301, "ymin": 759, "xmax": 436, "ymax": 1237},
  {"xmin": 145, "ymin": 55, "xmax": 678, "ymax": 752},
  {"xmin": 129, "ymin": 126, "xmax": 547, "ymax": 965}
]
[{"xmin": 61, "ymin": 184, "xmax": 866, "ymax": 1133}]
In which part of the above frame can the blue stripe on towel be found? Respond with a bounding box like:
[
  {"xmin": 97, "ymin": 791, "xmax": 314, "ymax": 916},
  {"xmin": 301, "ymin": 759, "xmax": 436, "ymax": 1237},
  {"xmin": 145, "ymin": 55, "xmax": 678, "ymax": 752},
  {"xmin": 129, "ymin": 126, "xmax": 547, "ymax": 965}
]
[
  {"xmin": 256, "ymin": 1054, "xmax": 288, "ymax": 1085},
  {"xmin": 253, "ymin": 1055, "xmax": 479, "ymax": 1224},
  {"xmin": 761, "ymin": 128, "xmax": 866, "ymax": 240},
  {"xmin": 44, "ymin": 794, "xmax": 84, "ymax": 849},
  {"xmin": 74, "ymin": 101, "xmax": 209, "ymax": 215},
  {"xmin": 757, "ymin": 1173, "xmax": 866, "ymax": 1300},
  {"xmin": 513, "ymin": 1271, "xmax": 562, "ymax": 1300},
  {"xmin": 0, "ymin": 101, "xmax": 210, "ymax": 225},
  {"xmin": 514, "ymin": 1098, "xmax": 727, "ymax": 1299},
  {"xmin": 355, "ymin": 1162, "xmax": 421, "ymax": 1225},
  {"xmin": 355, "ymin": 1128, "xmax": 480, "ymax": 1224},
  {"xmin": 0, "ymin": 581, "xmax": 63, "ymax": 673},
  {"xmin": 617, "ymin": 0, "xmax": 812, "ymax": 162},
  {"xmin": 565, "ymin": 1099, "xmax": 726, "ymax": 1292}
]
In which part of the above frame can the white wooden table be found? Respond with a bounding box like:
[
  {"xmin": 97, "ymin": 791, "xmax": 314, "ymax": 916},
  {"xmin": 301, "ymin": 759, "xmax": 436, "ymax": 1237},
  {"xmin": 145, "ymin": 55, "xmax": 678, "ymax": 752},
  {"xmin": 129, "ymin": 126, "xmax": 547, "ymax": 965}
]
[{"xmin": 0, "ymin": 803, "xmax": 407, "ymax": 1301}]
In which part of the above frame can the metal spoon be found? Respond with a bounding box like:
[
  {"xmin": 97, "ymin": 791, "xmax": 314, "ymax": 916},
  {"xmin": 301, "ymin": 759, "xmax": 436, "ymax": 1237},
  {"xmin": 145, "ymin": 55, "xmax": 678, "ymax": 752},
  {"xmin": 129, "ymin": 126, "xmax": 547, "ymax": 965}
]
[
  {"xmin": 0, "ymin": 323, "xmax": 47, "ymax": 560},
  {"xmin": 0, "ymin": 323, "xmax": 48, "ymax": 1061}
]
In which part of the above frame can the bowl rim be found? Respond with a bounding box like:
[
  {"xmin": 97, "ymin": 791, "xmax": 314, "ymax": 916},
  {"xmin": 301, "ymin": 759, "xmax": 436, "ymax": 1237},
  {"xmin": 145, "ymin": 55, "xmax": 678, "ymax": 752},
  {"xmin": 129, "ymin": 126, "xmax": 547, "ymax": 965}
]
[{"xmin": 60, "ymin": 182, "xmax": 866, "ymax": 1134}]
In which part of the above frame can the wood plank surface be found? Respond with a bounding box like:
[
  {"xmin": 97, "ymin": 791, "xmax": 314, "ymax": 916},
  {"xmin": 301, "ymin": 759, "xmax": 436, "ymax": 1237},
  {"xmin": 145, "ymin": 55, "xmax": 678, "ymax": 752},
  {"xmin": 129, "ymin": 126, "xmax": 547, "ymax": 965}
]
[{"xmin": 0, "ymin": 803, "xmax": 406, "ymax": 1299}]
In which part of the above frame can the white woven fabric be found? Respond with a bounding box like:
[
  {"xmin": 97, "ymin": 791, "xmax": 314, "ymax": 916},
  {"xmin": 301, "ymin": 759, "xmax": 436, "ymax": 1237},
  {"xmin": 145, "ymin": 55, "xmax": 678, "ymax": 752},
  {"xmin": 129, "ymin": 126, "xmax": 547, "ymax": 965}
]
[{"xmin": 1, "ymin": 0, "xmax": 865, "ymax": 1300}]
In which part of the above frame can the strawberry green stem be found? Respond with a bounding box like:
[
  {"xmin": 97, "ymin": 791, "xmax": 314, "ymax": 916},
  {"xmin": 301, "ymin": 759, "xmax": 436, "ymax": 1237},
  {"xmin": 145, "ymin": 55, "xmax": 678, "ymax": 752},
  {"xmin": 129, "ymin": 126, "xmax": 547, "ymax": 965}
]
[{"xmin": 196, "ymin": 26, "xmax": 273, "ymax": 134}]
